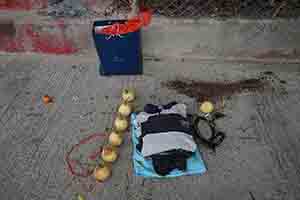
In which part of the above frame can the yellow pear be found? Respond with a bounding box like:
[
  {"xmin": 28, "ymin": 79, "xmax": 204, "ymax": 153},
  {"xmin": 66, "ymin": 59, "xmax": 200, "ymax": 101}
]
[
  {"xmin": 122, "ymin": 88, "xmax": 135, "ymax": 102},
  {"xmin": 101, "ymin": 146, "xmax": 118, "ymax": 163},
  {"xmin": 77, "ymin": 193, "xmax": 85, "ymax": 200},
  {"xmin": 108, "ymin": 132, "xmax": 123, "ymax": 146},
  {"xmin": 114, "ymin": 115, "xmax": 128, "ymax": 132},
  {"xmin": 118, "ymin": 102, "xmax": 132, "ymax": 117},
  {"xmin": 94, "ymin": 165, "xmax": 111, "ymax": 182}
]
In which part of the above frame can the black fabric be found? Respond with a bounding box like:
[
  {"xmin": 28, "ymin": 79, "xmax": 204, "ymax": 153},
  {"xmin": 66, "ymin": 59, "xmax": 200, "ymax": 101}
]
[
  {"xmin": 192, "ymin": 115, "xmax": 226, "ymax": 151},
  {"xmin": 136, "ymin": 113, "xmax": 194, "ymax": 152},
  {"xmin": 136, "ymin": 102, "xmax": 196, "ymax": 176},
  {"xmin": 141, "ymin": 114, "xmax": 194, "ymax": 136},
  {"xmin": 144, "ymin": 101, "xmax": 178, "ymax": 114},
  {"xmin": 151, "ymin": 149, "xmax": 192, "ymax": 176}
]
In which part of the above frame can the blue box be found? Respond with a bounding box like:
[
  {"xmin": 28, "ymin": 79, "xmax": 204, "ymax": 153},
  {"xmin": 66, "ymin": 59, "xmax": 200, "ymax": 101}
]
[{"xmin": 92, "ymin": 20, "xmax": 143, "ymax": 75}]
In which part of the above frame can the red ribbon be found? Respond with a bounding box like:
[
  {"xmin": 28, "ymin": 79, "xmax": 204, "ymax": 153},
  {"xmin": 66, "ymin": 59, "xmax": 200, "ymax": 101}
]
[{"xmin": 96, "ymin": 9, "xmax": 152, "ymax": 36}]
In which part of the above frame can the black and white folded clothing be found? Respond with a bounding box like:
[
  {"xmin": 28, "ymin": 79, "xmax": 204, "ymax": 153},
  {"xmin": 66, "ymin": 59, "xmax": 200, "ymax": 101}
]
[
  {"xmin": 135, "ymin": 103, "xmax": 187, "ymax": 137},
  {"xmin": 136, "ymin": 113, "xmax": 197, "ymax": 157},
  {"xmin": 131, "ymin": 112, "xmax": 207, "ymax": 178},
  {"xmin": 134, "ymin": 102, "xmax": 202, "ymax": 176}
]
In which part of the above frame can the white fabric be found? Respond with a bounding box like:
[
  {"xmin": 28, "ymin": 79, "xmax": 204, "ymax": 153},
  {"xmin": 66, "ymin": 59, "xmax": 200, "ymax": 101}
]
[{"xmin": 141, "ymin": 131, "xmax": 197, "ymax": 157}]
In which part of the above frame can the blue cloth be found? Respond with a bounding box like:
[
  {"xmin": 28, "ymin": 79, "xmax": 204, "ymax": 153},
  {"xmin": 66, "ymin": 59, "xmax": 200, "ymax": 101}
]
[{"xmin": 131, "ymin": 113, "xmax": 207, "ymax": 178}]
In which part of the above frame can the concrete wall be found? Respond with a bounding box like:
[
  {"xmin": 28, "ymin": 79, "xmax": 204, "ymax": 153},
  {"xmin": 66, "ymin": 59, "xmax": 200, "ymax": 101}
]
[
  {"xmin": 0, "ymin": 3, "xmax": 300, "ymax": 63},
  {"xmin": 142, "ymin": 18, "xmax": 300, "ymax": 63},
  {"xmin": 0, "ymin": 0, "xmax": 47, "ymax": 9},
  {"xmin": 1, "ymin": 14, "xmax": 300, "ymax": 63},
  {"xmin": 0, "ymin": 18, "xmax": 79, "ymax": 54},
  {"xmin": 0, "ymin": 0, "xmax": 130, "ymax": 54}
]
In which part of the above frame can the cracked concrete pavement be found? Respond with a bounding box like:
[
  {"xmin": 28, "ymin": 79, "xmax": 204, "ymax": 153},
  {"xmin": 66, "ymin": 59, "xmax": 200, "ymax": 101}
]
[{"xmin": 0, "ymin": 53, "xmax": 300, "ymax": 200}]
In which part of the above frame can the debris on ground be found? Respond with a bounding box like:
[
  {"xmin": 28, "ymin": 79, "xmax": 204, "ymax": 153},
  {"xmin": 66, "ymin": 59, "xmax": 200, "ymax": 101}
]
[
  {"xmin": 163, "ymin": 78, "xmax": 266, "ymax": 102},
  {"xmin": 80, "ymin": 111, "xmax": 95, "ymax": 119},
  {"xmin": 162, "ymin": 72, "xmax": 287, "ymax": 103}
]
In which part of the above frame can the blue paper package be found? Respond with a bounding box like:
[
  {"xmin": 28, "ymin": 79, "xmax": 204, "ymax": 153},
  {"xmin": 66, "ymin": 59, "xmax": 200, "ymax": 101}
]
[{"xmin": 92, "ymin": 20, "xmax": 143, "ymax": 76}]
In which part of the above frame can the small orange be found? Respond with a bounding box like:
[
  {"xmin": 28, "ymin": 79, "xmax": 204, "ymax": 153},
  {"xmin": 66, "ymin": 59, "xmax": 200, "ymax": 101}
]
[{"xmin": 42, "ymin": 95, "xmax": 53, "ymax": 104}]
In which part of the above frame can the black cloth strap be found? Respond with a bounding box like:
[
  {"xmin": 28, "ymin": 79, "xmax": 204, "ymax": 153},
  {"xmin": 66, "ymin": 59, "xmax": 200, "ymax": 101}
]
[{"xmin": 191, "ymin": 115, "xmax": 226, "ymax": 151}]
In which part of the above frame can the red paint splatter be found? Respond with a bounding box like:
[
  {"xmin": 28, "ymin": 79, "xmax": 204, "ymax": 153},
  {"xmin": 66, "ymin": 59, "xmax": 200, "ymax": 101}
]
[
  {"xmin": 26, "ymin": 25, "xmax": 77, "ymax": 54},
  {"xmin": 0, "ymin": 0, "xmax": 47, "ymax": 10},
  {"xmin": 83, "ymin": 0, "xmax": 98, "ymax": 8},
  {"xmin": 56, "ymin": 19, "xmax": 66, "ymax": 29},
  {"xmin": 0, "ymin": 22, "xmax": 78, "ymax": 54},
  {"xmin": 0, "ymin": 24, "xmax": 27, "ymax": 52}
]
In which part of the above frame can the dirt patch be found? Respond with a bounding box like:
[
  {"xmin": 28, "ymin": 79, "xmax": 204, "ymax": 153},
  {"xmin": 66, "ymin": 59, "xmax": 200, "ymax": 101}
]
[
  {"xmin": 163, "ymin": 74, "xmax": 277, "ymax": 103},
  {"xmin": 254, "ymin": 49, "xmax": 300, "ymax": 60}
]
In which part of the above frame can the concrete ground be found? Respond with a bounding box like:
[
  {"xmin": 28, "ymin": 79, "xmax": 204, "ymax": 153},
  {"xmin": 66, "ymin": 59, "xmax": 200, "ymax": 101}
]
[{"xmin": 0, "ymin": 53, "xmax": 300, "ymax": 200}]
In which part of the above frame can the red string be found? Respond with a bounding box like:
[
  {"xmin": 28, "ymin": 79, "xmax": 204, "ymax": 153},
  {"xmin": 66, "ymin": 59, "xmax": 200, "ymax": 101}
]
[
  {"xmin": 88, "ymin": 148, "xmax": 103, "ymax": 160},
  {"xmin": 65, "ymin": 133, "xmax": 106, "ymax": 178}
]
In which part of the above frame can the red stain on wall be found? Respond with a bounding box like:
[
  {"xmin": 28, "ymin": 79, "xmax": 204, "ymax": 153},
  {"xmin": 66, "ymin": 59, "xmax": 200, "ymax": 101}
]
[
  {"xmin": 0, "ymin": 0, "xmax": 48, "ymax": 10},
  {"xmin": 0, "ymin": 23, "xmax": 26, "ymax": 52},
  {"xmin": 83, "ymin": 0, "xmax": 97, "ymax": 7},
  {"xmin": 0, "ymin": 21, "xmax": 78, "ymax": 54}
]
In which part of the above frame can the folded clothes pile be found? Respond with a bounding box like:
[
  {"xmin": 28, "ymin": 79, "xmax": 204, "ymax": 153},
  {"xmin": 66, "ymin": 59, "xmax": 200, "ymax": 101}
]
[{"xmin": 131, "ymin": 102, "xmax": 207, "ymax": 177}]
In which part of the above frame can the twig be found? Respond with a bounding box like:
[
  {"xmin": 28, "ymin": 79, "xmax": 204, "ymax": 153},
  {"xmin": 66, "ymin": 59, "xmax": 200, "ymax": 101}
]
[
  {"xmin": 239, "ymin": 136, "xmax": 259, "ymax": 140},
  {"xmin": 221, "ymin": 96, "xmax": 225, "ymax": 111},
  {"xmin": 272, "ymin": 1, "xmax": 287, "ymax": 17},
  {"xmin": 249, "ymin": 191, "xmax": 256, "ymax": 200},
  {"xmin": 26, "ymin": 113, "xmax": 43, "ymax": 117},
  {"xmin": 63, "ymin": 176, "xmax": 76, "ymax": 192},
  {"xmin": 80, "ymin": 111, "xmax": 95, "ymax": 119}
]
